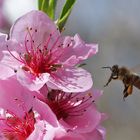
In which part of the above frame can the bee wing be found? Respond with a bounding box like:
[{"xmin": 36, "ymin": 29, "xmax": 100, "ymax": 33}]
[
  {"xmin": 130, "ymin": 65, "xmax": 140, "ymax": 89},
  {"xmin": 130, "ymin": 65, "xmax": 140, "ymax": 75}
]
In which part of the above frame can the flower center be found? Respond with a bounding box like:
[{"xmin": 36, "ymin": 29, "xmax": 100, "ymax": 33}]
[
  {"xmin": 46, "ymin": 90, "xmax": 94, "ymax": 120},
  {"xmin": 7, "ymin": 27, "xmax": 65, "ymax": 76},
  {"xmin": 1, "ymin": 109, "xmax": 35, "ymax": 140}
]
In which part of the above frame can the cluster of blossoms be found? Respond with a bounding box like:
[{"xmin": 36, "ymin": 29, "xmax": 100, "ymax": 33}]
[{"xmin": 0, "ymin": 10, "xmax": 106, "ymax": 140}]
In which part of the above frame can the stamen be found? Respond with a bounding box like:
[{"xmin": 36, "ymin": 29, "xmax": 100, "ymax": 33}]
[
  {"xmin": 46, "ymin": 90, "xmax": 94, "ymax": 120},
  {"xmin": 44, "ymin": 34, "xmax": 52, "ymax": 50},
  {"xmin": 26, "ymin": 27, "xmax": 35, "ymax": 55},
  {"xmin": 35, "ymin": 29, "xmax": 37, "ymax": 32},
  {"xmin": 7, "ymin": 27, "xmax": 63, "ymax": 76},
  {"xmin": 1, "ymin": 108, "xmax": 35, "ymax": 139},
  {"xmin": 6, "ymin": 45, "xmax": 24, "ymax": 63}
]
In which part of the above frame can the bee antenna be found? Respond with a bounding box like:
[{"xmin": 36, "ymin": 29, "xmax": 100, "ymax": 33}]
[{"xmin": 101, "ymin": 66, "xmax": 112, "ymax": 71}]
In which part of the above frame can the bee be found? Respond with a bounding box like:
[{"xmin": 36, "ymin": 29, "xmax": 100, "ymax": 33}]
[{"xmin": 102, "ymin": 65, "xmax": 140, "ymax": 99}]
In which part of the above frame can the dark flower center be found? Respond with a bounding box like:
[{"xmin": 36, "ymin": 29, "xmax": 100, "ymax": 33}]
[{"xmin": 46, "ymin": 90, "xmax": 94, "ymax": 120}]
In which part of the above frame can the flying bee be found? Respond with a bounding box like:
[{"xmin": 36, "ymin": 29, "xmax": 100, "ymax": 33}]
[{"xmin": 102, "ymin": 65, "xmax": 140, "ymax": 99}]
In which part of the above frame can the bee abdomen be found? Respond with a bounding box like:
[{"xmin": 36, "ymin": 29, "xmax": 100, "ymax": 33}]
[{"xmin": 133, "ymin": 75, "xmax": 140, "ymax": 89}]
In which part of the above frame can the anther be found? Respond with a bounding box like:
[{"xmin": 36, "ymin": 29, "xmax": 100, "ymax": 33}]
[
  {"xmin": 67, "ymin": 129, "xmax": 72, "ymax": 132},
  {"xmin": 14, "ymin": 69, "xmax": 17, "ymax": 73},
  {"xmin": 28, "ymin": 108, "xmax": 33, "ymax": 113},
  {"xmin": 87, "ymin": 93, "xmax": 93, "ymax": 98},
  {"xmin": 82, "ymin": 97, "xmax": 85, "ymax": 100},
  {"xmin": 61, "ymin": 27, "xmax": 65, "ymax": 32}
]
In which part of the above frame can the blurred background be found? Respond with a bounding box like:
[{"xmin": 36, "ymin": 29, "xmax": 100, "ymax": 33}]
[{"xmin": 2, "ymin": 0, "xmax": 140, "ymax": 139}]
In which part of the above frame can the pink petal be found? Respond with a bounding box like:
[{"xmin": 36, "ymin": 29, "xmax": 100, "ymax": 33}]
[
  {"xmin": 0, "ymin": 63, "xmax": 15, "ymax": 79},
  {"xmin": 0, "ymin": 50, "xmax": 22, "ymax": 79},
  {"xmin": 0, "ymin": 35, "xmax": 22, "ymax": 60},
  {"xmin": 17, "ymin": 69, "xmax": 50, "ymax": 91},
  {"xmin": 33, "ymin": 98, "xmax": 58, "ymax": 127},
  {"xmin": 61, "ymin": 105, "xmax": 101, "ymax": 133},
  {"xmin": 10, "ymin": 10, "xmax": 60, "ymax": 51},
  {"xmin": 27, "ymin": 121, "xmax": 56, "ymax": 140},
  {"xmin": 101, "ymin": 113, "xmax": 108, "ymax": 122},
  {"xmin": 0, "ymin": 33, "xmax": 8, "ymax": 60},
  {"xmin": 54, "ymin": 128, "xmax": 85, "ymax": 140},
  {"xmin": 82, "ymin": 126, "xmax": 106, "ymax": 140},
  {"xmin": 97, "ymin": 126, "xmax": 106, "ymax": 140},
  {"xmin": 93, "ymin": 89, "xmax": 103, "ymax": 101},
  {"xmin": 0, "ymin": 33, "xmax": 7, "ymax": 42},
  {"xmin": 48, "ymin": 68, "xmax": 93, "ymax": 92},
  {"xmin": 0, "ymin": 76, "xmax": 38, "ymax": 118},
  {"xmin": 39, "ymin": 85, "xmax": 49, "ymax": 97},
  {"xmin": 0, "ymin": 111, "xmax": 8, "ymax": 132},
  {"xmin": 1, "ymin": 51, "xmax": 21, "ymax": 67},
  {"xmin": 59, "ymin": 34, "xmax": 98, "ymax": 66}
]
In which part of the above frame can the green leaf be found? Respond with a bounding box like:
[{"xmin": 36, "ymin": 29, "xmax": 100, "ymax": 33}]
[
  {"xmin": 41, "ymin": 0, "xmax": 49, "ymax": 13},
  {"xmin": 57, "ymin": 0, "xmax": 76, "ymax": 31},
  {"xmin": 38, "ymin": 0, "xmax": 43, "ymax": 10},
  {"xmin": 38, "ymin": 0, "xmax": 57, "ymax": 20},
  {"xmin": 48, "ymin": 0, "xmax": 57, "ymax": 20},
  {"xmin": 78, "ymin": 63, "xmax": 87, "ymax": 67}
]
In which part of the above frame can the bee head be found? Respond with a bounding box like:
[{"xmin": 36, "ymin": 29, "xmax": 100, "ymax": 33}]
[
  {"xmin": 102, "ymin": 64, "xmax": 119, "ymax": 79},
  {"xmin": 111, "ymin": 65, "xmax": 119, "ymax": 79}
]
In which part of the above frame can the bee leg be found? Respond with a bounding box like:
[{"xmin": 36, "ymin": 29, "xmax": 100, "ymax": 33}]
[
  {"xmin": 104, "ymin": 74, "xmax": 113, "ymax": 87},
  {"xmin": 123, "ymin": 85, "xmax": 128, "ymax": 101},
  {"xmin": 123, "ymin": 85, "xmax": 133, "ymax": 100},
  {"xmin": 123, "ymin": 84, "xmax": 128, "ymax": 93},
  {"xmin": 123, "ymin": 93, "xmax": 129, "ymax": 101}
]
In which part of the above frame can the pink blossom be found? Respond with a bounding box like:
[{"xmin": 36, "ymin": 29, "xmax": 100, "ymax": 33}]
[
  {"xmin": 0, "ymin": 108, "xmax": 64, "ymax": 140},
  {"xmin": 0, "ymin": 108, "xmax": 35, "ymax": 139},
  {"xmin": 0, "ymin": 77, "xmax": 62, "ymax": 140},
  {"xmin": 40, "ymin": 87, "xmax": 106, "ymax": 139},
  {"xmin": 0, "ymin": 10, "xmax": 98, "ymax": 92},
  {"xmin": 0, "ymin": 77, "xmax": 105, "ymax": 140},
  {"xmin": 81, "ymin": 126, "xmax": 106, "ymax": 140},
  {"xmin": 0, "ymin": 77, "xmax": 58, "ymax": 125}
]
